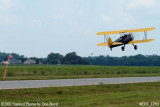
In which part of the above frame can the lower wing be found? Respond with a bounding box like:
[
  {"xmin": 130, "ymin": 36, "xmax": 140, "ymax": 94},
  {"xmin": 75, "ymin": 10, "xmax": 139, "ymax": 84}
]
[
  {"xmin": 128, "ymin": 39, "xmax": 154, "ymax": 44},
  {"xmin": 97, "ymin": 42, "xmax": 123, "ymax": 46}
]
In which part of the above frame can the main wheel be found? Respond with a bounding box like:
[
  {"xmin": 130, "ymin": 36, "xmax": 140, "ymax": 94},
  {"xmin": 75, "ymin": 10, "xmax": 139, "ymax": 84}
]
[
  {"xmin": 134, "ymin": 45, "xmax": 137, "ymax": 50},
  {"xmin": 121, "ymin": 46, "xmax": 125, "ymax": 51}
]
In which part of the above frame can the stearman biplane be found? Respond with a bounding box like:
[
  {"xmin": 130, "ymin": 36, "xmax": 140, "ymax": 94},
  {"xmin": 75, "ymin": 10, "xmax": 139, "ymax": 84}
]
[{"xmin": 96, "ymin": 27, "xmax": 155, "ymax": 51}]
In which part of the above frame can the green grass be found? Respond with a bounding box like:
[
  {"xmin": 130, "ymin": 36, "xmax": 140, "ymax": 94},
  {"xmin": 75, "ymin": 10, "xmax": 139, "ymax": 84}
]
[
  {"xmin": 0, "ymin": 82, "xmax": 160, "ymax": 107},
  {"xmin": 0, "ymin": 65, "xmax": 160, "ymax": 80}
]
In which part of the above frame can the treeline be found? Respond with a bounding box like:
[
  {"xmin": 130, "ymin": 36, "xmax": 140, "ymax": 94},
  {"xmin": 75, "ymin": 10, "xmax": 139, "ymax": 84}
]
[
  {"xmin": 0, "ymin": 52, "xmax": 89, "ymax": 65},
  {"xmin": 46, "ymin": 52, "xmax": 89, "ymax": 64},
  {"xmin": 87, "ymin": 54, "xmax": 160, "ymax": 66},
  {"xmin": 0, "ymin": 52, "xmax": 160, "ymax": 66}
]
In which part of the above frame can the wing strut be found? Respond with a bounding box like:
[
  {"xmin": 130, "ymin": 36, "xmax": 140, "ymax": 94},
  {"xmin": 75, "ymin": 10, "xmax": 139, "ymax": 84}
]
[
  {"xmin": 144, "ymin": 31, "xmax": 148, "ymax": 40},
  {"xmin": 119, "ymin": 32, "xmax": 126, "ymax": 36},
  {"xmin": 104, "ymin": 35, "xmax": 108, "ymax": 43}
]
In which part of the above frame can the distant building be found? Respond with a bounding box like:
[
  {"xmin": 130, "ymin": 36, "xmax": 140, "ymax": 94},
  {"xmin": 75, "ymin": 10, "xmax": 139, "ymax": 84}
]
[
  {"xmin": 23, "ymin": 59, "xmax": 36, "ymax": 64},
  {"xmin": 1, "ymin": 59, "xmax": 22, "ymax": 64},
  {"xmin": 1, "ymin": 61, "xmax": 9, "ymax": 64},
  {"xmin": 10, "ymin": 59, "xmax": 22, "ymax": 64},
  {"xmin": 38, "ymin": 61, "xmax": 43, "ymax": 64}
]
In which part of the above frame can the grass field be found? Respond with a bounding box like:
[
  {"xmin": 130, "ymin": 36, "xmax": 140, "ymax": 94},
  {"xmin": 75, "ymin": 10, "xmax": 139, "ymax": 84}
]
[
  {"xmin": 0, "ymin": 82, "xmax": 160, "ymax": 107},
  {"xmin": 0, "ymin": 65, "xmax": 160, "ymax": 80}
]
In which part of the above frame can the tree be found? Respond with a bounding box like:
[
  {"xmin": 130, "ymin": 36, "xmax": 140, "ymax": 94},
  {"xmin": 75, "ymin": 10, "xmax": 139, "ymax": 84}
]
[
  {"xmin": 63, "ymin": 52, "xmax": 82, "ymax": 64},
  {"xmin": 47, "ymin": 53, "xmax": 63, "ymax": 64}
]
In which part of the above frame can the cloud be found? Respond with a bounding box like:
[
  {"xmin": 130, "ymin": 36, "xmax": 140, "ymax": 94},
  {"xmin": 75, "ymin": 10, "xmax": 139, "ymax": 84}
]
[
  {"xmin": 0, "ymin": 0, "xmax": 18, "ymax": 25},
  {"xmin": 52, "ymin": 14, "xmax": 65, "ymax": 20},
  {"xmin": 100, "ymin": 15, "xmax": 112, "ymax": 23},
  {"xmin": 119, "ymin": 0, "xmax": 156, "ymax": 9},
  {"xmin": 0, "ymin": 15, "xmax": 12, "ymax": 24},
  {"xmin": 0, "ymin": 0, "xmax": 11, "ymax": 5},
  {"xmin": 99, "ymin": 8, "xmax": 138, "ymax": 29},
  {"xmin": 31, "ymin": 19, "xmax": 41, "ymax": 27},
  {"xmin": 0, "ymin": 14, "xmax": 17, "ymax": 25},
  {"xmin": 0, "ymin": 0, "xmax": 12, "ymax": 11}
]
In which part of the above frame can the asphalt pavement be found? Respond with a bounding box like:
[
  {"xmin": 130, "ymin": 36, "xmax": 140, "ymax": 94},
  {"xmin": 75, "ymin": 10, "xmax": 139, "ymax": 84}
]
[{"xmin": 0, "ymin": 77, "xmax": 160, "ymax": 90}]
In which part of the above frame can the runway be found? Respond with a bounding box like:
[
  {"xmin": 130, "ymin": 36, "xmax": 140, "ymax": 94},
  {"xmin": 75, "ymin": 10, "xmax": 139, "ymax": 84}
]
[{"xmin": 0, "ymin": 77, "xmax": 160, "ymax": 90}]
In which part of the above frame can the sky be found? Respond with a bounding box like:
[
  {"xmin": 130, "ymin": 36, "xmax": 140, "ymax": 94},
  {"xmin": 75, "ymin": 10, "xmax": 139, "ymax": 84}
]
[{"xmin": 0, "ymin": 0, "xmax": 159, "ymax": 58}]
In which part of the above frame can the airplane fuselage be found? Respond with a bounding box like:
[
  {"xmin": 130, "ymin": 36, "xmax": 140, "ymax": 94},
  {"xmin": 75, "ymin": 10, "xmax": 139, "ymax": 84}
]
[{"xmin": 111, "ymin": 34, "xmax": 133, "ymax": 48}]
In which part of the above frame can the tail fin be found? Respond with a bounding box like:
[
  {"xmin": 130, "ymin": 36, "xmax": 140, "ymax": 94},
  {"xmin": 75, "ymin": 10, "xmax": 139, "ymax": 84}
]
[{"xmin": 108, "ymin": 37, "xmax": 112, "ymax": 48}]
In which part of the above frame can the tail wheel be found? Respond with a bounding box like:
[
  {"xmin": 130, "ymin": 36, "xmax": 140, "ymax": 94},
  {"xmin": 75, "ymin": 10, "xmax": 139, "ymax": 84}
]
[
  {"xmin": 121, "ymin": 46, "xmax": 125, "ymax": 51},
  {"xmin": 134, "ymin": 45, "xmax": 137, "ymax": 50}
]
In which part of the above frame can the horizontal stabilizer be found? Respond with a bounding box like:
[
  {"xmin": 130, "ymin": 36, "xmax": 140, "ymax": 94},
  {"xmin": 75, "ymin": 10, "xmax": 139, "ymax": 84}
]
[
  {"xmin": 128, "ymin": 39, "xmax": 154, "ymax": 44},
  {"xmin": 96, "ymin": 42, "xmax": 123, "ymax": 46},
  {"xmin": 97, "ymin": 43, "xmax": 108, "ymax": 46}
]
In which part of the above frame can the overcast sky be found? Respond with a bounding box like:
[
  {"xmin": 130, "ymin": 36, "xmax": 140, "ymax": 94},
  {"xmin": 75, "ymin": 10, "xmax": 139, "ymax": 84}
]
[{"xmin": 0, "ymin": 0, "xmax": 159, "ymax": 57}]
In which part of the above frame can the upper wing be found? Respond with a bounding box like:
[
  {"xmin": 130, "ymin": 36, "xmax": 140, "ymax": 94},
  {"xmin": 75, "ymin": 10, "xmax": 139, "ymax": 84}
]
[
  {"xmin": 128, "ymin": 39, "xmax": 154, "ymax": 44},
  {"xmin": 96, "ymin": 27, "xmax": 155, "ymax": 35},
  {"xmin": 97, "ymin": 42, "xmax": 123, "ymax": 46}
]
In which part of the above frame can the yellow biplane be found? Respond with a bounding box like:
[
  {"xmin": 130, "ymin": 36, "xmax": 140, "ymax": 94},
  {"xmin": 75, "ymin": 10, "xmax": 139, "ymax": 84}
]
[{"xmin": 96, "ymin": 27, "xmax": 155, "ymax": 51}]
